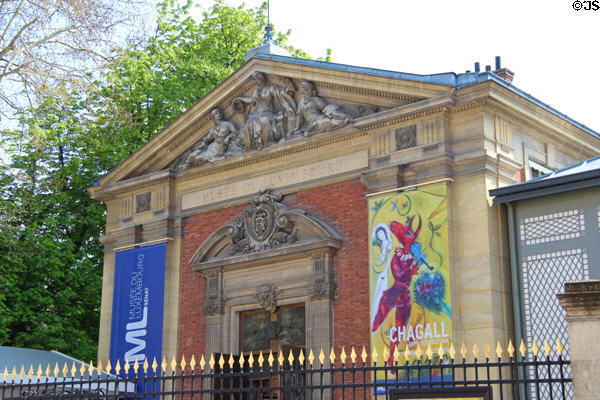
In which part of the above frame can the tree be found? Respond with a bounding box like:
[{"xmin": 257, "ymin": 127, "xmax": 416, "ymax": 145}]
[
  {"xmin": 0, "ymin": 0, "xmax": 150, "ymax": 117},
  {"xmin": 0, "ymin": 0, "xmax": 312, "ymax": 360},
  {"xmin": 0, "ymin": 92, "xmax": 107, "ymax": 359}
]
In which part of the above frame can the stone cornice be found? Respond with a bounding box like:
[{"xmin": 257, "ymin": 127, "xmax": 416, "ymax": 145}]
[
  {"xmin": 484, "ymin": 102, "xmax": 598, "ymax": 158},
  {"xmin": 558, "ymin": 280, "xmax": 600, "ymax": 311}
]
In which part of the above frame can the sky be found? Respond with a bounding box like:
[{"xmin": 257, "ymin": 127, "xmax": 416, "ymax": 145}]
[{"xmin": 204, "ymin": 0, "xmax": 600, "ymax": 134}]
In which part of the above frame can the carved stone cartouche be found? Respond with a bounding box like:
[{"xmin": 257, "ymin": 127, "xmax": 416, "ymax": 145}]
[{"xmin": 227, "ymin": 189, "xmax": 296, "ymax": 255}]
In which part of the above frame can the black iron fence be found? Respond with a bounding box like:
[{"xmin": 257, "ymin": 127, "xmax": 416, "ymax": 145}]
[{"xmin": 1, "ymin": 340, "xmax": 571, "ymax": 400}]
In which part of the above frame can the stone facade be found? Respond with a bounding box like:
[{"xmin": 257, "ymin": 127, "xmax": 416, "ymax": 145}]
[{"xmin": 89, "ymin": 54, "xmax": 600, "ymax": 363}]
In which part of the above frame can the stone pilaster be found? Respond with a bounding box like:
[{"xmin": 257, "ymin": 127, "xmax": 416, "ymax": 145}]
[{"xmin": 557, "ymin": 280, "xmax": 600, "ymax": 400}]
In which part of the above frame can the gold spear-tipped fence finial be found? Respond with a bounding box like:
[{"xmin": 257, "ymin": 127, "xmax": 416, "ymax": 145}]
[
  {"xmin": 143, "ymin": 358, "xmax": 149, "ymax": 374},
  {"xmin": 507, "ymin": 339, "xmax": 515, "ymax": 358},
  {"xmin": 288, "ymin": 349, "xmax": 295, "ymax": 365},
  {"xmin": 340, "ymin": 347, "xmax": 347, "ymax": 364},
  {"xmin": 37, "ymin": 364, "xmax": 43, "ymax": 379},
  {"xmin": 278, "ymin": 351, "xmax": 284, "ymax": 367},
  {"xmin": 496, "ymin": 341, "xmax": 503, "ymax": 359},
  {"xmin": 308, "ymin": 349, "xmax": 315, "ymax": 365},
  {"xmin": 532, "ymin": 339, "xmax": 539, "ymax": 357},
  {"xmin": 105, "ymin": 360, "xmax": 111, "ymax": 375},
  {"xmin": 371, "ymin": 346, "xmax": 378, "ymax": 363},
  {"xmin": 484, "ymin": 343, "xmax": 491, "ymax": 359},
  {"xmin": 133, "ymin": 359, "xmax": 139, "ymax": 375},
  {"xmin": 382, "ymin": 346, "xmax": 389, "ymax": 362},
  {"xmin": 86, "ymin": 361, "xmax": 93, "ymax": 377},
  {"xmin": 361, "ymin": 346, "xmax": 367, "ymax": 364},
  {"xmin": 472, "ymin": 344, "xmax": 479, "ymax": 359},
  {"xmin": 437, "ymin": 342, "xmax": 445, "ymax": 359},
  {"xmin": 519, "ymin": 339, "xmax": 526, "ymax": 357},
  {"xmin": 124, "ymin": 360, "xmax": 130, "ymax": 375},
  {"xmin": 28, "ymin": 365, "xmax": 34, "ymax": 380},
  {"xmin": 63, "ymin": 361, "xmax": 69, "ymax": 377},
  {"xmin": 19, "ymin": 365, "xmax": 24, "ymax": 381},
  {"xmin": 426, "ymin": 344, "xmax": 433, "ymax": 361},
  {"xmin": 267, "ymin": 351, "xmax": 274, "ymax": 367},
  {"xmin": 229, "ymin": 354, "xmax": 236, "ymax": 370},
  {"xmin": 200, "ymin": 354, "xmax": 206, "ymax": 371},
  {"xmin": 268, "ymin": 351, "xmax": 274, "ymax": 368},
  {"xmin": 115, "ymin": 360, "xmax": 121, "ymax": 376},
  {"xmin": 181, "ymin": 355, "xmax": 187, "ymax": 372},
  {"xmin": 415, "ymin": 343, "xmax": 423, "ymax": 360},
  {"xmin": 556, "ymin": 339, "xmax": 564, "ymax": 357},
  {"xmin": 394, "ymin": 345, "xmax": 400, "ymax": 362},
  {"xmin": 248, "ymin": 352, "xmax": 255, "ymax": 368},
  {"xmin": 258, "ymin": 351, "xmax": 264, "ymax": 367},
  {"xmin": 209, "ymin": 354, "xmax": 215, "ymax": 370},
  {"xmin": 299, "ymin": 349, "xmax": 305, "ymax": 365},
  {"xmin": 11, "ymin": 366, "xmax": 16, "ymax": 382},
  {"xmin": 544, "ymin": 340, "xmax": 551, "ymax": 356},
  {"xmin": 161, "ymin": 357, "xmax": 167, "ymax": 373},
  {"xmin": 460, "ymin": 343, "xmax": 467, "ymax": 359},
  {"xmin": 238, "ymin": 353, "xmax": 245, "ymax": 369},
  {"xmin": 403, "ymin": 345, "xmax": 410, "ymax": 362},
  {"xmin": 171, "ymin": 356, "xmax": 177, "ymax": 372},
  {"xmin": 329, "ymin": 347, "xmax": 336, "ymax": 364},
  {"xmin": 449, "ymin": 343, "xmax": 456, "ymax": 360},
  {"xmin": 3, "ymin": 366, "xmax": 8, "ymax": 382},
  {"xmin": 190, "ymin": 355, "xmax": 197, "ymax": 372},
  {"xmin": 79, "ymin": 362, "xmax": 85, "ymax": 378},
  {"xmin": 47, "ymin": 363, "xmax": 52, "ymax": 378},
  {"xmin": 318, "ymin": 348, "xmax": 325, "ymax": 365},
  {"xmin": 350, "ymin": 347, "xmax": 357, "ymax": 364},
  {"xmin": 218, "ymin": 353, "xmax": 225, "ymax": 370},
  {"xmin": 53, "ymin": 363, "xmax": 59, "ymax": 378}
]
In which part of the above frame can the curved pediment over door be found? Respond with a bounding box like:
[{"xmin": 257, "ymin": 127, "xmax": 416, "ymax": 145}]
[{"xmin": 190, "ymin": 189, "xmax": 343, "ymax": 273}]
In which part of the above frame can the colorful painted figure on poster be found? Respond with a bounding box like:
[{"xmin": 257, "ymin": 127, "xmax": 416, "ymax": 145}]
[{"xmin": 371, "ymin": 215, "xmax": 433, "ymax": 366}]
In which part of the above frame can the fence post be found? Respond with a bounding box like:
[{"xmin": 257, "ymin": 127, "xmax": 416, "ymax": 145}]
[{"xmin": 557, "ymin": 280, "xmax": 600, "ymax": 400}]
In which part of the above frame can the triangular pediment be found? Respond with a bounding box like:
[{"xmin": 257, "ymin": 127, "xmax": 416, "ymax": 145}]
[{"xmin": 94, "ymin": 55, "xmax": 455, "ymax": 188}]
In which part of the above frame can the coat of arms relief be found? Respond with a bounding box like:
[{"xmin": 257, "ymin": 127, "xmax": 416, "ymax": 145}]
[{"xmin": 175, "ymin": 72, "xmax": 377, "ymax": 169}]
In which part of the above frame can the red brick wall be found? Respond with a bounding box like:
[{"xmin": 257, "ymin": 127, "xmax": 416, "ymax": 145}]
[{"xmin": 178, "ymin": 178, "xmax": 370, "ymax": 359}]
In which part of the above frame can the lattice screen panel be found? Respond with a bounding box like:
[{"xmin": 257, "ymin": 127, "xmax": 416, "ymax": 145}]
[
  {"xmin": 519, "ymin": 209, "xmax": 585, "ymax": 246},
  {"xmin": 521, "ymin": 249, "xmax": 589, "ymax": 400}
]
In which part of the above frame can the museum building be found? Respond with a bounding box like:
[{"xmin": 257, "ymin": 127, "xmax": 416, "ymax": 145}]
[{"xmin": 88, "ymin": 48, "xmax": 600, "ymax": 367}]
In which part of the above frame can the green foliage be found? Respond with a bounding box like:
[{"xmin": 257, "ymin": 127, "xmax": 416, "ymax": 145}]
[
  {"xmin": 0, "ymin": 0, "xmax": 313, "ymax": 360},
  {"xmin": 0, "ymin": 92, "xmax": 107, "ymax": 360}
]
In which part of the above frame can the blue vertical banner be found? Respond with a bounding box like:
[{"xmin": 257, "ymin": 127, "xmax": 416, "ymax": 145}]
[{"xmin": 110, "ymin": 243, "xmax": 166, "ymax": 377}]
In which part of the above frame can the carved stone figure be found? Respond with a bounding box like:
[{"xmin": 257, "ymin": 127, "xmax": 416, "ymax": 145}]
[
  {"xmin": 256, "ymin": 283, "xmax": 279, "ymax": 312},
  {"xmin": 293, "ymin": 80, "xmax": 353, "ymax": 137},
  {"xmin": 232, "ymin": 72, "xmax": 296, "ymax": 150},
  {"xmin": 177, "ymin": 108, "xmax": 241, "ymax": 169},
  {"xmin": 227, "ymin": 189, "xmax": 296, "ymax": 254}
]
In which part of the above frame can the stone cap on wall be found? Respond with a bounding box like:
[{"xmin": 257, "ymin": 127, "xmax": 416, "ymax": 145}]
[{"xmin": 557, "ymin": 280, "xmax": 600, "ymax": 311}]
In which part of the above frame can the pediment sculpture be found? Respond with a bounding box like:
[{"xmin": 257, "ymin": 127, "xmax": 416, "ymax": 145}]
[{"xmin": 175, "ymin": 73, "xmax": 378, "ymax": 169}]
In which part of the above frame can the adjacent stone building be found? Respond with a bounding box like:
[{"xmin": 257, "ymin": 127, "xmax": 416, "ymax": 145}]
[{"xmin": 89, "ymin": 51, "xmax": 600, "ymax": 365}]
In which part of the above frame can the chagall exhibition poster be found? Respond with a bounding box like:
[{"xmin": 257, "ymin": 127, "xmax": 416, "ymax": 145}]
[{"xmin": 368, "ymin": 183, "xmax": 452, "ymax": 389}]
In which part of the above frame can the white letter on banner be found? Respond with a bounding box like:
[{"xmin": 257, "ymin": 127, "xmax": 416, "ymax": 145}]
[{"xmin": 124, "ymin": 329, "xmax": 147, "ymax": 362}]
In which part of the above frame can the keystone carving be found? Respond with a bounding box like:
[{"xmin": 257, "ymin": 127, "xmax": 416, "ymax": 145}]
[{"xmin": 256, "ymin": 283, "xmax": 280, "ymax": 312}]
